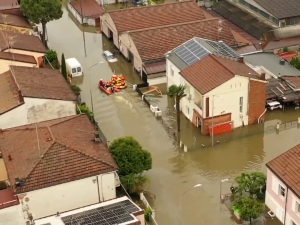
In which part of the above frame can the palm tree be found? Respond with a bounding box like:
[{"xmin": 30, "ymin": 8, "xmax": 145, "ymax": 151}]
[{"xmin": 167, "ymin": 85, "xmax": 187, "ymax": 131}]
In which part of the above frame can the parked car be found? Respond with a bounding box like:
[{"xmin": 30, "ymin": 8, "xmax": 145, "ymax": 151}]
[
  {"xmin": 102, "ymin": 51, "xmax": 118, "ymax": 63},
  {"xmin": 267, "ymin": 101, "xmax": 282, "ymax": 110},
  {"xmin": 65, "ymin": 58, "xmax": 83, "ymax": 78}
]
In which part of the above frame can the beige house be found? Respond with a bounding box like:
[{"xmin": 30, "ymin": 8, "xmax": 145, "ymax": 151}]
[
  {"xmin": 0, "ymin": 66, "xmax": 77, "ymax": 129},
  {"xmin": 0, "ymin": 52, "xmax": 37, "ymax": 73},
  {"xmin": 100, "ymin": 1, "xmax": 206, "ymax": 65},
  {"xmin": 0, "ymin": 13, "xmax": 32, "ymax": 34},
  {"xmin": 0, "ymin": 31, "xmax": 46, "ymax": 70}
]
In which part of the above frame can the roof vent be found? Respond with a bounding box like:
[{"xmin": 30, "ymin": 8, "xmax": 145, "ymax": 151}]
[
  {"xmin": 8, "ymin": 154, "xmax": 12, "ymax": 161},
  {"xmin": 0, "ymin": 151, "xmax": 2, "ymax": 158},
  {"xmin": 15, "ymin": 178, "xmax": 20, "ymax": 187},
  {"xmin": 280, "ymin": 59, "xmax": 285, "ymax": 65},
  {"xmin": 218, "ymin": 40, "xmax": 224, "ymax": 43},
  {"xmin": 94, "ymin": 132, "xmax": 100, "ymax": 142}
]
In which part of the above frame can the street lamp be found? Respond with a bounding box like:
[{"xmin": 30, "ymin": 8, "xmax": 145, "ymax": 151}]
[
  {"xmin": 88, "ymin": 62, "xmax": 104, "ymax": 113},
  {"xmin": 220, "ymin": 178, "xmax": 229, "ymax": 200},
  {"xmin": 179, "ymin": 184, "xmax": 203, "ymax": 224}
]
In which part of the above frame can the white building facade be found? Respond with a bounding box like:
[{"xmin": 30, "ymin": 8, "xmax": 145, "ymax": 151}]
[{"xmin": 0, "ymin": 97, "xmax": 76, "ymax": 129}]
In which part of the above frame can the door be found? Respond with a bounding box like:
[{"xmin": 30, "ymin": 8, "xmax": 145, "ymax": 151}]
[
  {"xmin": 95, "ymin": 18, "xmax": 100, "ymax": 27},
  {"xmin": 196, "ymin": 117, "xmax": 201, "ymax": 129},
  {"xmin": 276, "ymin": 207, "xmax": 284, "ymax": 223}
]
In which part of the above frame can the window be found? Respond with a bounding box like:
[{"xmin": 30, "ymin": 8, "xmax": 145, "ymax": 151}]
[
  {"xmin": 239, "ymin": 97, "xmax": 243, "ymax": 113},
  {"xmin": 186, "ymin": 106, "xmax": 189, "ymax": 115},
  {"xmin": 170, "ymin": 65, "xmax": 174, "ymax": 76},
  {"xmin": 77, "ymin": 67, "xmax": 82, "ymax": 72},
  {"xmin": 295, "ymin": 201, "xmax": 300, "ymax": 213},
  {"xmin": 72, "ymin": 68, "xmax": 76, "ymax": 73},
  {"xmin": 279, "ymin": 184, "xmax": 285, "ymax": 197}
]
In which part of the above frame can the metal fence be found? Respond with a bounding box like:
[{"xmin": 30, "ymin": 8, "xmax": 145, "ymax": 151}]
[{"xmin": 140, "ymin": 193, "xmax": 158, "ymax": 225}]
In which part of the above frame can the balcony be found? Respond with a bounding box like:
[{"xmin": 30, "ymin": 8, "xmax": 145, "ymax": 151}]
[{"xmin": 194, "ymin": 101, "xmax": 203, "ymax": 116}]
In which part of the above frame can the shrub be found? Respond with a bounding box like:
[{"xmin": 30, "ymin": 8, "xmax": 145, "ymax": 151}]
[
  {"xmin": 77, "ymin": 104, "xmax": 93, "ymax": 119},
  {"xmin": 144, "ymin": 207, "xmax": 152, "ymax": 221},
  {"xmin": 46, "ymin": 49, "xmax": 58, "ymax": 62},
  {"xmin": 71, "ymin": 85, "xmax": 81, "ymax": 97}
]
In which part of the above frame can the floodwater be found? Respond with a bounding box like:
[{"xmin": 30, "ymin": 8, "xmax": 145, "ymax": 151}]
[{"xmin": 46, "ymin": 3, "xmax": 300, "ymax": 224}]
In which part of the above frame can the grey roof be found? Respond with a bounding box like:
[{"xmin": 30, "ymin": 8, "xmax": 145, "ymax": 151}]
[
  {"xmin": 253, "ymin": 0, "xmax": 300, "ymax": 19},
  {"xmin": 243, "ymin": 52, "xmax": 300, "ymax": 77},
  {"xmin": 167, "ymin": 37, "xmax": 241, "ymax": 70}
]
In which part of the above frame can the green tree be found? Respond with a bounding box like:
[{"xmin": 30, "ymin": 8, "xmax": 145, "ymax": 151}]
[
  {"xmin": 109, "ymin": 137, "xmax": 152, "ymax": 176},
  {"xmin": 290, "ymin": 57, "xmax": 300, "ymax": 70},
  {"xmin": 77, "ymin": 105, "xmax": 93, "ymax": 119},
  {"xmin": 234, "ymin": 196, "xmax": 264, "ymax": 224},
  {"xmin": 61, "ymin": 53, "xmax": 67, "ymax": 81},
  {"xmin": 167, "ymin": 85, "xmax": 187, "ymax": 131},
  {"xmin": 120, "ymin": 174, "xmax": 149, "ymax": 194},
  {"xmin": 21, "ymin": 0, "xmax": 63, "ymax": 45},
  {"xmin": 235, "ymin": 172, "xmax": 266, "ymax": 197}
]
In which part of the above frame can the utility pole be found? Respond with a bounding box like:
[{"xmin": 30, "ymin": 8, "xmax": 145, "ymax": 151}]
[{"xmin": 79, "ymin": 0, "xmax": 87, "ymax": 57}]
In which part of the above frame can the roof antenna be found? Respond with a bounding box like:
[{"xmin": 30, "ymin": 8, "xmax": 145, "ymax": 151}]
[
  {"xmin": 35, "ymin": 124, "xmax": 41, "ymax": 158},
  {"xmin": 217, "ymin": 19, "xmax": 223, "ymax": 55}
]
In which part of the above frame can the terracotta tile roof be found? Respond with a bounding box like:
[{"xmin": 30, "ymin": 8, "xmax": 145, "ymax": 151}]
[
  {"xmin": 180, "ymin": 54, "xmax": 260, "ymax": 94},
  {"xmin": 70, "ymin": 0, "xmax": 104, "ymax": 18},
  {"xmin": 0, "ymin": 70, "xmax": 22, "ymax": 114},
  {"xmin": 266, "ymin": 143, "xmax": 300, "ymax": 197},
  {"xmin": 0, "ymin": 31, "xmax": 46, "ymax": 53},
  {"xmin": 263, "ymin": 36, "xmax": 300, "ymax": 51},
  {"xmin": 0, "ymin": 114, "xmax": 118, "ymax": 193},
  {"xmin": 9, "ymin": 66, "xmax": 77, "ymax": 101},
  {"xmin": 0, "ymin": 13, "xmax": 31, "ymax": 28},
  {"xmin": 130, "ymin": 18, "xmax": 240, "ymax": 62},
  {"xmin": 143, "ymin": 60, "xmax": 166, "ymax": 74},
  {"xmin": 0, "ymin": 0, "xmax": 19, "ymax": 10},
  {"xmin": 108, "ymin": 1, "xmax": 205, "ymax": 33},
  {"xmin": 283, "ymin": 76, "xmax": 300, "ymax": 89},
  {"xmin": 0, "ymin": 52, "xmax": 36, "ymax": 64},
  {"xmin": 253, "ymin": 0, "xmax": 300, "ymax": 19}
]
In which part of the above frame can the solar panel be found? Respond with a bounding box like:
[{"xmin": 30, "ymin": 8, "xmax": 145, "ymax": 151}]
[
  {"xmin": 174, "ymin": 39, "xmax": 210, "ymax": 66},
  {"xmin": 205, "ymin": 40, "xmax": 240, "ymax": 59},
  {"xmin": 62, "ymin": 200, "xmax": 140, "ymax": 225}
]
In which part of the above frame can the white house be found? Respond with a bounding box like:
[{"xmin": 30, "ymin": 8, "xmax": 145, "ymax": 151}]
[
  {"xmin": 166, "ymin": 37, "xmax": 267, "ymax": 135},
  {"xmin": 0, "ymin": 66, "xmax": 77, "ymax": 129},
  {"xmin": 0, "ymin": 114, "xmax": 119, "ymax": 224},
  {"xmin": 266, "ymin": 143, "xmax": 300, "ymax": 225},
  {"xmin": 34, "ymin": 196, "xmax": 145, "ymax": 225},
  {"xmin": 68, "ymin": 0, "xmax": 104, "ymax": 26}
]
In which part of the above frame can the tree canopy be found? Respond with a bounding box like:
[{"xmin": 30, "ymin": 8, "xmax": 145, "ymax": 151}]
[
  {"xmin": 21, "ymin": 0, "xmax": 63, "ymax": 44},
  {"xmin": 109, "ymin": 137, "xmax": 152, "ymax": 176},
  {"xmin": 290, "ymin": 57, "xmax": 300, "ymax": 70},
  {"xmin": 235, "ymin": 172, "xmax": 266, "ymax": 196},
  {"xmin": 234, "ymin": 196, "xmax": 264, "ymax": 222},
  {"xmin": 167, "ymin": 85, "xmax": 186, "ymax": 131}
]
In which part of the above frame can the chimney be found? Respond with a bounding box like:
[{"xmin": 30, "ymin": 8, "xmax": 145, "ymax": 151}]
[
  {"xmin": 280, "ymin": 59, "xmax": 285, "ymax": 65},
  {"xmin": 238, "ymin": 57, "xmax": 244, "ymax": 63},
  {"xmin": 260, "ymin": 73, "xmax": 266, "ymax": 80},
  {"xmin": 8, "ymin": 154, "xmax": 12, "ymax": 161},
  {"xmin": 15, "ymin": 178, "xmax": 20, "ymax": 187},
  {"xmin": 94, "ymin": 132, "xmax": 100, "ymax": 142},
  {"xmin": 18, "ymin": 90, "xmax": 24, "ymax": 103}
]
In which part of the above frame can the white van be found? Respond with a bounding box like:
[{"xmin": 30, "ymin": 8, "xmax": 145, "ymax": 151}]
[{"xmin": 65, "ymin": 58, "xmax": 83, "ymax": 77}]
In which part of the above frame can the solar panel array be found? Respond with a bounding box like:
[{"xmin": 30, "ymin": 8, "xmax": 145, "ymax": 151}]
[
  {"xmin": 62, "ymin": 200, "xmax": 140, "ymax": 225},
  {"xmin": 174, "ymin": 39, "xmax": 210, "ymax": 66},
  {"xmin": 205, "ymin": 40, "xmax": 241, "ymax": 59}
]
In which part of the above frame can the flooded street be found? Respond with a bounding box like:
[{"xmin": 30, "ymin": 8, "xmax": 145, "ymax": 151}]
[{"xmin": 46, "ymin": 4, "xmax": 300, "ymax": 224}]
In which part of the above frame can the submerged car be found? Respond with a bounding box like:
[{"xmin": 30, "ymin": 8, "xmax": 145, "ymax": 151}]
[
  {"xmin": 102, "ymin": 50, "xmax": 118, "ymax": 63},
  {"xmin": 267, "ymin": 101, "xmax": 282, "ymax": 110}
]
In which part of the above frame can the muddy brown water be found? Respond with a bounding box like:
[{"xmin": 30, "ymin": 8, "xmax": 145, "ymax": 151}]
[{"xmin": 45, "ymin": 4, "xmax": 300, "ymax": 224}]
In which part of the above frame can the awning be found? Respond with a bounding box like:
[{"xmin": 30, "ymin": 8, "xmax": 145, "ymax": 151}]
[{"xmin": 143, "ymin": 61, "xmax": 166, "ymax": 75}]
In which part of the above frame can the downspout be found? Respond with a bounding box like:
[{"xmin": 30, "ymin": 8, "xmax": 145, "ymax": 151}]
[
  {"xmin": 96, "ymin": 175, "xmax": 102, "ymax": 203},
  {"xmin": 283, "ymin": 187, "xmax": 288, "ymax": 224}
]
